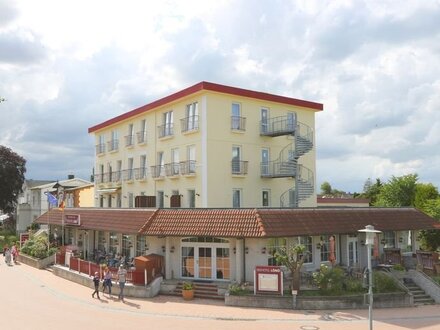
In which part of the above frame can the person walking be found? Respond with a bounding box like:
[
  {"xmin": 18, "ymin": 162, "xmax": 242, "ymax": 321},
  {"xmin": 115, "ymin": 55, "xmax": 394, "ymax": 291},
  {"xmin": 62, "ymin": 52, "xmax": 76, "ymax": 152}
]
[
  {"xmin": 92, "ymin": 271, "xmax": 100, "ymax": 299},
  {"xmin": 102, "ymin": 267, "xmax": 112, "ymax": 297},
  {"xmin": 117, "ymin": 265, "xmax": 127, "ymax": 301},
  {"xmin": 11, "ymin": 243, "xmax": 18, "ymax": 264},
  {"xmin": 4, "ymin": 247, "xmax": 12, "ymax": 266}
]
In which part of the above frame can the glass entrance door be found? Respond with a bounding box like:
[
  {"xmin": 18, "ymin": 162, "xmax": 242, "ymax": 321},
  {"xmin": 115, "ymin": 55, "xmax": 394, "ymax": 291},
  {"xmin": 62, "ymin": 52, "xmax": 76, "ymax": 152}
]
[
  {"xmin": 181, "ymin": 245, "xmax": 230, "ymax": 280},
  {"xmin": 347, "ymin": 237, "xmax": 358, "ymax": 267},
  {"xmin": 198, "ymin": 247, "xmax": 212, "ymax": 279}
]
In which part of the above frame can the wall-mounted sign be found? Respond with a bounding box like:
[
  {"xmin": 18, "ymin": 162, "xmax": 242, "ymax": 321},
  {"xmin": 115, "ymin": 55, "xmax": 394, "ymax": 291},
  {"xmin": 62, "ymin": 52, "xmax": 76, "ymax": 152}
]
[
  {"xmin": 254, "ymin": 265, "xmax": 283, "ymax": 295},
  {"xmin": 64, "ymin": 214, "xmax": 80, "ymax": 226}
]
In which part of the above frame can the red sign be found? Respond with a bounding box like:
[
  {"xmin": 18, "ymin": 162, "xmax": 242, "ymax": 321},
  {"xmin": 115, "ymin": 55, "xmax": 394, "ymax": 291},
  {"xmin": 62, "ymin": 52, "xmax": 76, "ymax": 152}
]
[
  {"xmin": 64, "ymin": 214, "xmax": 81, "ymax": 226},
  {"xmin": 254, "ymin": 265, "xmax": 283, "ymax": 295},
  {"xmin": 20, "ymin": 233, "xmax": 30, "ymax": 247}
]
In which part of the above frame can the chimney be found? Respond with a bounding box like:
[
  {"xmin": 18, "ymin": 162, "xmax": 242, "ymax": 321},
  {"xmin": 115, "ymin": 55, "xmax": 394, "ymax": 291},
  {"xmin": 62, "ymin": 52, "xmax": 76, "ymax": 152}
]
[{"xmin": 68, "ymin": 174, "xmax": 75, "ymax": 179}]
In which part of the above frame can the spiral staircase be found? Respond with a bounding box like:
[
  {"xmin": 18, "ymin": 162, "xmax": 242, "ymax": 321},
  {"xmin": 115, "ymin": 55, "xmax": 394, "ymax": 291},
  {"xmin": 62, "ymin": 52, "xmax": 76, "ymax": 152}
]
[{"xmin": 260, "ymin": 115, "xmax": 314, "ymax": 207}]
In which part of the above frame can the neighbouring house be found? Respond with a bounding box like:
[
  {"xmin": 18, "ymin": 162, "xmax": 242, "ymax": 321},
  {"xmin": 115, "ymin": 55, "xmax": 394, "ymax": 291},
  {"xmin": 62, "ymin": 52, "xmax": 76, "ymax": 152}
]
[
  {"xmin": 16, "ymin": 176, "xmax": 94, "ymax": 233},
  {"xmin": 317, "ymin": 195, "xmax": 370, "ymax": 207}
]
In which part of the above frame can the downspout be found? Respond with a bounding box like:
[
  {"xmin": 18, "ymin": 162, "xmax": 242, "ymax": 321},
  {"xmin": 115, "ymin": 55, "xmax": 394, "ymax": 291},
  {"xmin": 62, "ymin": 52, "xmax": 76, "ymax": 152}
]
[{"xmin": 243, "ymin": 238, "xmax": 246, "ymax": 282}]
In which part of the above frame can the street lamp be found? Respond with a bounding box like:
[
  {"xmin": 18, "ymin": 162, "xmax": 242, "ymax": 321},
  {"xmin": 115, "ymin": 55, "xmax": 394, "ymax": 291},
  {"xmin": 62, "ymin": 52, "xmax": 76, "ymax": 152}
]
[{"xmin": 358, "ymin": 225, "xmax": 382, "ymax": 330}]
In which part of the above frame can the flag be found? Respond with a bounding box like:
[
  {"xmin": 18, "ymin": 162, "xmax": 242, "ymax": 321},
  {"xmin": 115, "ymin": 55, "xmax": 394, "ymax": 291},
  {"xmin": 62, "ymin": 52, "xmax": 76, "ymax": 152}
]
[{"xmin": 44, "ymin": 192, "xmax": 58, "ymax": 207}]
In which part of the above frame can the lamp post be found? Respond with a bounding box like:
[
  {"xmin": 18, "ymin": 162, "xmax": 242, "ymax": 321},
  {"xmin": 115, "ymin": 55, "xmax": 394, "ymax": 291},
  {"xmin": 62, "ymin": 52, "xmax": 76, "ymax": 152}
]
[{"xmin": 358, "ymin": 225, "xmax": 382, "ymax": 330}]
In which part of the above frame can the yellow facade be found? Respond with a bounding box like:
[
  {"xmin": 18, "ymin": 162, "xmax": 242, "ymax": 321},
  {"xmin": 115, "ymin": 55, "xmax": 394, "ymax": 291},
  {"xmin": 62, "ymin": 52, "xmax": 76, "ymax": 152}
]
[{"xmin": 90, "ymin": 83, "xmax": 322, "ymax": 208}]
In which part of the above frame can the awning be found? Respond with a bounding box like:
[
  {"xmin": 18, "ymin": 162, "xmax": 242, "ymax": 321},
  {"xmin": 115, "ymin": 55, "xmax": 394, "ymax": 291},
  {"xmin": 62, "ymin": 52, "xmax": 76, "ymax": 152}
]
[{"xmin": 96, "ymin": 188, "xmax": 119, "ymax": 193}]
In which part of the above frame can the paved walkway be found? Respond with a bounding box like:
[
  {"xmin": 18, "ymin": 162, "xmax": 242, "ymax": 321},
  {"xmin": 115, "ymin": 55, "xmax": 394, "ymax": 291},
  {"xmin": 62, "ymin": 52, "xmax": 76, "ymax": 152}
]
[{"xmin": 2, "ymin": 260, "xmax": 440, "ymax": 329}]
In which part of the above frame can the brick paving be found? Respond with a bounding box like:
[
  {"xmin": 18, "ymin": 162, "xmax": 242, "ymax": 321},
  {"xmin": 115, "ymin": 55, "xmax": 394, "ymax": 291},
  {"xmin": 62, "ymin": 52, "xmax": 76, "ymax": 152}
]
[{"xmin": 2, "ymin": 260, "xmax": 440, "ymax": 330}]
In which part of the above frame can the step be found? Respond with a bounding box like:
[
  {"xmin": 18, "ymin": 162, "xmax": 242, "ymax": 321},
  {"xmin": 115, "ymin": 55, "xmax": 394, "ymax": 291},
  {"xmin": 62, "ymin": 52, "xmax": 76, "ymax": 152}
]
[{"xmin": 173, "ymin": 282, "xmax": 224, "ymax": 300}]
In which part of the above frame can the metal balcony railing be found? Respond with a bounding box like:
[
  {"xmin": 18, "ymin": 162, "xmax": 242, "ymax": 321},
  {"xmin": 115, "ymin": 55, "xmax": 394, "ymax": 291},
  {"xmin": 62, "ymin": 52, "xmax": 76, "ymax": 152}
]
[
  {"xmin": 136, "ymin": 131, "xmax": 147, "ymax": 144},
  {"xmin": 107, "ymin": 139, "xmax": 119, "ymax": 152},
  {"xmin": 231, "ymin": 160, "xmax": 249, "ymax": 175},
  {"xmin": 135, "ymin": 167, "xmax": 148, "ymax": 180},
  {"xmin": 165, "ymin": 163, "xmax": 180, "ymax": 176},
  {"xmin": 125, "ymin": 135, "xmax": 135, "ymax": 147},
  {"xmin": 231, "ymin": 116, "xmax": 246, "ymax": 131},
  {"xmin": 180, "ymin": 160, "xmax": 196, "ymax": 175},
  {"xmin": 180, "ymin": 115, "xmax": 199, "ymax": 133},
  {"xmin": 260, "ymin": 115, "xmax": 296, "ymax": 136},
  {"xmin": 95, "ymin": 143, "xmax": 106, "ymax": 155},
  {"xmin": 157, "ymin": 124, "xmax": 174, "ymax": 138},
  {"xmin": 150, "ymin": 165, "xmax": 165, "ymax": 179}
]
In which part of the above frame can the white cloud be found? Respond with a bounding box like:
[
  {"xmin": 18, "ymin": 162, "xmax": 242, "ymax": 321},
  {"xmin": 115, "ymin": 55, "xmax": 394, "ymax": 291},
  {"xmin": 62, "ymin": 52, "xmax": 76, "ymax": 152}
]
[{"xmin": 1, "ymin": 0, "xmax": 440, "ymax": 193}]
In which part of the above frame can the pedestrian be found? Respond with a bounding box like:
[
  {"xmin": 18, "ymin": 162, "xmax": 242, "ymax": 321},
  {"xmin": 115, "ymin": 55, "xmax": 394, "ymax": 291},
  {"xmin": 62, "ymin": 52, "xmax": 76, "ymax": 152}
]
[
  {"xmin": 4, "ymin": 247, "xmax": 12, "ymax": 266},
  {"xmin": 92, "ymin": 271, "xmax": 100, "ymax": 299},
  {"xmin": 11, "ymin": 243, "xmax": 18, "ymax": 264},
  {"xmin": 102, "ymin": 267, "xmax": 112, "ymax": 296},
  {"xmin": 117, "ymin": 264, "xmax": 127, "ymax": 301}
]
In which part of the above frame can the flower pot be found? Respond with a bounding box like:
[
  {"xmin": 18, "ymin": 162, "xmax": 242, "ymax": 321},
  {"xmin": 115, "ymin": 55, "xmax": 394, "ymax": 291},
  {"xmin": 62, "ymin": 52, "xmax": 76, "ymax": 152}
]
[{"xmin": 182, "ymin": 289, "xmax": 194, "ymax": 300}]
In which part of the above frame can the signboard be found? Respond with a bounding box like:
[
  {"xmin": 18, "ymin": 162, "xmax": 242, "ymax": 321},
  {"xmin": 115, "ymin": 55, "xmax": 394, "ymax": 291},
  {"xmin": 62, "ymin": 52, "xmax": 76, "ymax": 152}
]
[
  {"xmin": 64, "ymin": 214, "xmax": 81, "ymax": 226},
  {"xmin": 20, "ymin": 233, "xmax": 30, "ymax": 248},
  {"xmin": 254, "ymin": 265, "xmax": 283, "ymax": 295}
]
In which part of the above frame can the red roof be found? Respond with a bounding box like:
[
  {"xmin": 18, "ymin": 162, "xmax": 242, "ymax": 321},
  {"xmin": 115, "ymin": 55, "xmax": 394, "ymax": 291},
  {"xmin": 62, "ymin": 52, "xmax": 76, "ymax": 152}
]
[
  {"xmin": 35, "ymin": 207, "xmax": 440, "ymax": 237},
  {"xmin": 88, "ymin": 81, "xmax": 324, "ymax": 133}
]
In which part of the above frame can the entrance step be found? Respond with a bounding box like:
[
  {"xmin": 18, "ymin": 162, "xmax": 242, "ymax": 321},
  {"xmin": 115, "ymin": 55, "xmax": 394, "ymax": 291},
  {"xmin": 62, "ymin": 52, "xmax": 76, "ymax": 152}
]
[
  {"xmin": 173, "ymin": 282, "xmax": 224, "ymax": 300},
  {"xmin": 402, "ymin": 278, "xmax": 436, "ymax": 305}
]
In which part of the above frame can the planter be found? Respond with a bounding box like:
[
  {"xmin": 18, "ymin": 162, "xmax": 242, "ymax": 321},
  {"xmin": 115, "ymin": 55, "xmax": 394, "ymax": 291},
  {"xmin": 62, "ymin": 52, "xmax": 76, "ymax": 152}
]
[{"xmin": 182, "ymin": 289, "xmax": 194, "ymax": 300}]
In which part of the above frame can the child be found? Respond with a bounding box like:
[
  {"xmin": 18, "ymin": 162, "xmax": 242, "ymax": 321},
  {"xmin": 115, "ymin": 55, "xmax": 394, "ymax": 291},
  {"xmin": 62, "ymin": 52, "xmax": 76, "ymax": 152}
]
[{"xmin": 92, "ymin": 271, "xmax": 100, "ymax": 299}]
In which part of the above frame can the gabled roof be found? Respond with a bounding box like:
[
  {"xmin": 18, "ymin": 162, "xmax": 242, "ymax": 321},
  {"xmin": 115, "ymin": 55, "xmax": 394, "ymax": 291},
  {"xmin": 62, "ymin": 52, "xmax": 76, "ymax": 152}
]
[
  {"xmin": 88, "ymin": 81, "xmax": 324, "ymax": 133},
  {"xmin": 35, "ymin": 207, "xmax": 440, "ymax": 238},
  {"xmin": 30, "ymin": 178, "xmax": 92, "ymax": 191}
]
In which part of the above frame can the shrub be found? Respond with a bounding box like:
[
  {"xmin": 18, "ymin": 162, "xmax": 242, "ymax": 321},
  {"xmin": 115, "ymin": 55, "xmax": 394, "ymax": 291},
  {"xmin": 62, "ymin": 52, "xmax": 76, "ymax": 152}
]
[
  {"xmin": 21, "ymin": 234, "xmax": 57, "ymax": 259},
  {"xmin": 228, "ymin": 283, "xmax": 250, "ymax": 296},
  {"xmin": 313, "ymin": 264, "xmax": 345, "ymax": 294},
  {"xmin": 392, "ymin": 264, "xmax": 405, "ymax": 271},
  {"xmin": 373, "ymin": 271, "xmax": 402, "ymax": 293}
]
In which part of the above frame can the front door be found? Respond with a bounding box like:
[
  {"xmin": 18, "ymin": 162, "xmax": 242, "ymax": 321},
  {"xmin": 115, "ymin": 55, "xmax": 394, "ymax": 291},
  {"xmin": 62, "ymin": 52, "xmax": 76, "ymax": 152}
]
[
  {"xmin": 181, "ymin": 244, "xmax": 230, "ymax": 280},
  {"xmin": 347, "ymin": 236, "xmax": 359, "ymax": 267}
]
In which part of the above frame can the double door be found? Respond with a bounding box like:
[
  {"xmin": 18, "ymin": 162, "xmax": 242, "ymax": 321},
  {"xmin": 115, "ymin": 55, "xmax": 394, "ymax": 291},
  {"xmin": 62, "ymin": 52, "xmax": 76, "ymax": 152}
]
[{"xmin": 181, "ymin": 246, "xmax": 229, "ymax": 280}]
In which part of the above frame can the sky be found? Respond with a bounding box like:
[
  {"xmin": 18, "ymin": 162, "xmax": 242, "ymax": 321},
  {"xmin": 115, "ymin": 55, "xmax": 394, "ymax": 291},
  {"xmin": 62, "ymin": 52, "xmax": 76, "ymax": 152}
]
[{"xmin": 1, "ymin": 0, "xmax": 440, "ymax": 194}]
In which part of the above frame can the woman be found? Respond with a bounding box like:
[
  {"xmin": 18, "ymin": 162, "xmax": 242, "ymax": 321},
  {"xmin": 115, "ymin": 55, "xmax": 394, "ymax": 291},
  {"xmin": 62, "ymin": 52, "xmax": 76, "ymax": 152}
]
[{"xmin": 102, "ymin": 267, "xmax": 112, "ymax": 296}]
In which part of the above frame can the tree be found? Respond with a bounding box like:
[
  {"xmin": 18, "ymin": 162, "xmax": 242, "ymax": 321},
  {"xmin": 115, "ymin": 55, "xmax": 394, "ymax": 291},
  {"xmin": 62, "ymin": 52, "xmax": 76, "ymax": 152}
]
[
  {"xmin": 275, "ymin": 244, "xmax": 308, "ymax": 291},
  {"xmin": 419, "ymin": 198, "xmax": 440, "ymax": 251},
  {"xmin": 414, "ymin": 183, "xmax": 439, "ymax": 209},
  {"xmin": 360, "ymin": 178, "xmax": 383, "ymax": 205},
  {"xmin": 320, "ymin": 181, "xmax": 332, "ymax": 195},
  {"xmin": 374, "ymin": 174, "xmax": 418, "ymax": 207},
  {"xmin": 0, "ymin": 146, "xmax": 26, "ymax": 213}
]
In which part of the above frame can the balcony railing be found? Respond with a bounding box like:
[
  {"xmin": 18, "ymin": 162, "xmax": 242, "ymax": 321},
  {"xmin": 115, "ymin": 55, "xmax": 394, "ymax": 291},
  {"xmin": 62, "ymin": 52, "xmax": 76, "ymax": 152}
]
[
  {"xmin": 135, "ymin": 167, "xmax": 148, "ymax": 180},
  {"xmin": 125, "ymin": 135, "xmax": 135, "ymax": 147},
  {"xmin": 231, "ymin": 160, "xmax": 248, "ymax": 175},
  {"xmin": 123, "ymin": 169, "xmax": 134, "ymax": 181},
  {"xmin": 180, "ymin": 160, "xmax": 196, "ymax": 175},
  {"xmin": 157, "ymin": 124, "xmax": 174, "ymax": 138},
  {"xmin": 94, "ymin": 171, "xmax": 122, "ymax": 184},
  {"xmin": 165, "ymin": 162, "xmax": 180, "ymax": 176},
  {"xmin": 136, "ymin": 131, "xmax": 147, "ymax": 144},
  {"xmin": 150, "ymin": 165, "xmax": 165, "ymax": 179},
  {"xmin": 95, "ymin": 143, "xmax": 105, "ymax": 155},
  {"xmin": 107, "ymin": 139, "xmax": 119, "ymax": 152},
  {"xmin": 260, "ymin": 115, "xmax": 296, "ymax": 136},
  {"xmin": 180, "ymin": 115, "xmax": 199, "ymax": 133},
  {"xmin": 231, "ymin": 116, "xmax": 246, "ymax": 131}
]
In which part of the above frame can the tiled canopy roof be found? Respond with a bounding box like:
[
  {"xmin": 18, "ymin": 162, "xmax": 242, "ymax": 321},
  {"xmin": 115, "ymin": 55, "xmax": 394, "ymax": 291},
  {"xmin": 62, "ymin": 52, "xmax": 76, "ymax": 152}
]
[
  {"xmin": 36, "ymin": 207, "xmax": 440, "ymax": 237},
  {"xmin": 35, "ymin": 208, "xmax": 157, "ymax": 234}
]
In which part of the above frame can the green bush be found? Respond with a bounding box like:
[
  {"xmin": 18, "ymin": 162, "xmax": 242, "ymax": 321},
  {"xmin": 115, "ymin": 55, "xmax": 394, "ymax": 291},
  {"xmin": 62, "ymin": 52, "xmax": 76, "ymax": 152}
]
[
  {"xmin": 392, "ymin": 264, "xmax": 405, "ymax": 271},
  {"xmin": 228, "ymin": 283, "xmax": 250, "ymax": 296},
  {"xmin": 21, "ymin": 234, "xmax": 57, "ymax": 259},
  {"xmin": 373, "ymin": 271, "xmax": 402, "ymax": 293},
  {"xmin": 313, "ymin": 264, "xmax": 345, "ymax": 294}
]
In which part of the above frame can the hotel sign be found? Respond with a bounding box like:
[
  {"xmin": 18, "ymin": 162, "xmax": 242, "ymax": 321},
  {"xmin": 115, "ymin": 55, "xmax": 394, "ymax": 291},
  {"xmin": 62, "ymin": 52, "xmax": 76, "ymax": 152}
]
[
  {"xmin": 254, "ymin": 265, "xmax": 283, "ymax": 295},
  {"xmin": 64, "ymin": 214, "xmax": 81, "ymax": 226}
]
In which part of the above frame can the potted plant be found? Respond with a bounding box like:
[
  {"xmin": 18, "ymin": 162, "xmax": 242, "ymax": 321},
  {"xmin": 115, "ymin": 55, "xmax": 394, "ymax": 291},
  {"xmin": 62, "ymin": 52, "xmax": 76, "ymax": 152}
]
[{"xmin": 181, "ymin": 281, "xmax": 194, "ymax": 300}]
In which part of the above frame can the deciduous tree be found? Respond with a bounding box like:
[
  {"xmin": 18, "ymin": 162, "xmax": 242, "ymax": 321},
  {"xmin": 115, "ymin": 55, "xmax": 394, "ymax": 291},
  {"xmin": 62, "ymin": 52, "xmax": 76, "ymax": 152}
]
[{"xmin": 0, "ymin": 145, "xmax": 26, "ymax": 213}]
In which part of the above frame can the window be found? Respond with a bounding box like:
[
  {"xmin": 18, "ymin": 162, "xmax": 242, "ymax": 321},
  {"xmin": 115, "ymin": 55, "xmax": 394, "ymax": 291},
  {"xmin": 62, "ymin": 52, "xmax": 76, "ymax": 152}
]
[
  {"xmin": 99, "ymin": 164, "xmax": 104, "ymax": 183},
  {"xmin": 383, "ymin": 231, "xmax": 395, "ymax": 248},
  {"xmin": 109, "ymin": 232, "xmax": 118, "ymax": 255},
  {"xmin": 188, "ymin": 189, "xmax": 196, "ymax": 208},
  {"xmin": 137, "ymin": 119, "xmax": 147, "ymax": 143},
  {"xmin": 171, "ymin": 148, "xmax": 179, "ymax": 175},
  {"xmin": 287, "ymin": 112, "xmax": 296, "ymax": 131},
  {"xmin": 232, "ymin": 146, "xmax": 241, "ymax": 174},
  {"xmin": 268, "ymin": 238, "xmax": 287, "ymax": 266},
  {"xmin": 261, "ymin": 107, "xmax": 269, "ymax": 133},
  {"xmin": 158, "ymin": 151, "xmax": 165, "ymax": 177},
  {"xmin": 186, "ymin": 145, "xmax": 196, "ymax": 174},
  {"xmin": 107, "ymin": 194, "xmax": 112, "ymax": 208},
  {"xmin": 297, "ymin": 236, "xmax": 313, "ymax": 263},
  {"xmin": 320, "ymin": 235, "xmax": 331, "ymax": 262},
  {"xmin": 232, "ymin": 189, "xmax": 241, "ymax": 208},
  {"xmin": 231, "ymin": 103, "xmax": 242, "ymax": 130},
  {"xmin": 116, "ymin": 160, "xmax": 122, "ymax": 182},
  {"xmin": 160, "ymin": 111, "xmax": 174, "ymax": 137},
  {"xmin": 184, "ymin": 102, "xmax": 199, "ymax": 131},
  {"xmin": 157, "ymin": 191, "xmax": 164, "ymax": 208},
  {"xmin": 97, "ymin": 135, "xmax": 105, "ymax": 154},
  {"xmin": 127, "ymin": 157, "xmax": 134, "ymax": 180},
  {"xmin": 136, "ymin": 235, "xmax": 147, "ymax": 256},
  {"xmin": 139, "ymin": 155, "xmax": 147, "ymax": 179},
  {"xmin": 109, "ymin": 130, "xmax": 119, "ymax": 151},
  {"xmin": 128, "ymin": 193, "xmax": 134, "ymax": 208},
  {"xmin": 262, "ymin": 190, "xmax": 270, "ymax": 207},
  {"xmin": 99, "ymin": 195, "xmax": 104, "ymax": 207},
  {"xmin": 261, "ymin": 148, "xmax": 269, "ymax": 176},
  {"xmin": 121, "ymin": 234, "xmax": 132, "ymax": 260},
  {"xmin": 126, "ymin": 123, "xmax": 134, "ymax": 146},
  {"xmin": 116, "ymin": 193, "xmax": 122, "ymax": 208},
  {"xmin": 107, "ymin": 163, "xmax": 113, "ymax": 182}
]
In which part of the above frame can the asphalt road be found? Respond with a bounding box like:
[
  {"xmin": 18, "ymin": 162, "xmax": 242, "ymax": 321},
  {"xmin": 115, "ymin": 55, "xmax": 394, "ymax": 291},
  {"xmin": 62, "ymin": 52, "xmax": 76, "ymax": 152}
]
[{"xmin": 2, "ymin": 259, "xmax": 440, "ymax": 330}]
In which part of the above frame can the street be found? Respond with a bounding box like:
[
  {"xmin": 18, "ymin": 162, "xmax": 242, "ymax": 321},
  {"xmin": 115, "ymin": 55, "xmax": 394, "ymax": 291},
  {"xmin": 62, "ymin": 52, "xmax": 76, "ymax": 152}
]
[{"xmin": 2, "ymin": 260, "xmax": 440, "ymax": 330}]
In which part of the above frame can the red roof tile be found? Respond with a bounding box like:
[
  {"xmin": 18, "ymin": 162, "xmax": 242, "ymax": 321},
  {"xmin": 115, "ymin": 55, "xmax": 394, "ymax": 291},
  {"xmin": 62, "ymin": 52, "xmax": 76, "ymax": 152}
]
[{"xmin": 35, "ymin": 207, "xmax": 440, "ymax": 238}]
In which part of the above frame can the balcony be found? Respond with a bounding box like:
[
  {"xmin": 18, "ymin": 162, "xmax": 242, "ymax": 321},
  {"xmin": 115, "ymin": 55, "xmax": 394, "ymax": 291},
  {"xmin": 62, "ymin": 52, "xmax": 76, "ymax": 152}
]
[
  {"xmin": 180, "ymin": 160, "xmax": 196, "ymax": 175},
  {"xmin": 260, "ymin": 115, "xmax": 296, "ymax": 137},
  {"xmin": 125, "ymin": 135, "xmax": 135, "ymax": 147},
  {"xmin": 231, "ymin": 160, "xmax": 248, "ymax": 175},
  {"xmin": 260, "ymin": 160, "xmax": 296, "ymax": 178},
  {"xmin": 107, "ymin": 139, "xmax": 119, "ymax": 152},
  {"xmin": 165, "ymin": 162, "xmax": 180, "ymax": 177},
  {"xmin": 123, "ymin": 169, "xmax": 135, "ymax": 182},
  {"xmin": 95, "ymin": 143, "xmax": 105, "ymax": 155},
  {"xmin": 180, "ymin": 115, "xmax": 199, "ymax": 133},
  {"xmin": 150, "ymin": 165, "xmax": 165, "ymax": 179},
  {"xmin": 136, "ymin": 131, "xmax": 147, "ymax": 144},
  {"xmin": 134, "ymin": 167, "xmax": 148, "ymax": 180},
  {"xmin": 157, "ymin": 123, "xmax": 174, "ymax": 138},
  {"xmin": 231, "ymin": 116, "xmax": 246, "ymax": 131}
]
